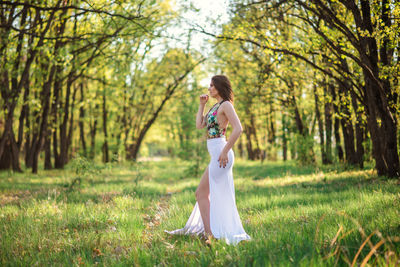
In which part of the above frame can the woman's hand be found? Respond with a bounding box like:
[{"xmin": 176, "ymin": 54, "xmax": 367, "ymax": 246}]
[
  {"xmin": 199, "ymin": 94, "xmax": 209, "ymax": 106},
  {"xmin": 218, "ymin": 151, "xmax": 228, "ymax": 168}
]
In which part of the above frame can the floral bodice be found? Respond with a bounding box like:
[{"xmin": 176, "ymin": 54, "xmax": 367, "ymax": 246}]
[{"xmin": 206, "ymin": 100, "xmax": 226, "ymax": 139}]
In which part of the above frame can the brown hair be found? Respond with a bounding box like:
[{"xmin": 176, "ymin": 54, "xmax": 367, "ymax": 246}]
[{"xmin": 211, "ymin": 75, "xmax": 234, "ymax": 104}]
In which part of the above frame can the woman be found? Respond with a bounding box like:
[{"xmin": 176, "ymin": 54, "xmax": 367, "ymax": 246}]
[{"xmin": 165, "ymin": 75, "xmax": 251, "ymax": 246}]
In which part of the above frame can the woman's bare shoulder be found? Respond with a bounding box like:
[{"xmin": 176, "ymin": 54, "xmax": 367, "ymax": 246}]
[{"xmin": 221, "ymin": 101, "xmax": 234, "ymax": 111}]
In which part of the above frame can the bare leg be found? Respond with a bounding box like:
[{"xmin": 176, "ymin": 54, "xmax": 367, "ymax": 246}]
[{"xmin": 195, "ymin": 166, "xmax": 213, "ymax": 237}]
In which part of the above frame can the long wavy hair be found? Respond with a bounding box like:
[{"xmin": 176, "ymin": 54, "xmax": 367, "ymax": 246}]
[{"xmin": 211, "ymin": 75, "xmax": 234, "ymax": 104}]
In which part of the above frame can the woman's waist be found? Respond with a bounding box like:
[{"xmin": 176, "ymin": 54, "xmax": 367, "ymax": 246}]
[
  {"xmin": 206, "ymin": 136, "xmax": 226, "ymax": 143},
  {"xmin": 207, "ymin": 137, "xmax": 227, "ymax": 151}
]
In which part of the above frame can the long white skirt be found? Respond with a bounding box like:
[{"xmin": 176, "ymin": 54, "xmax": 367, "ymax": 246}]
[{"xmin": 164, "ymin": 137, "xmax": 251, "ymax": 245}]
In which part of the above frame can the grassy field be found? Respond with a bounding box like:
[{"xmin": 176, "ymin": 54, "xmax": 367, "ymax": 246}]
[{"xmin": 0, "ymin": 158, "xmax": 399, "ymax": 266}]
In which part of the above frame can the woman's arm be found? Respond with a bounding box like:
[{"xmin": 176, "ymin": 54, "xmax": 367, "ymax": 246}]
[
  {"xmin": 221, "ymin": 102, "xmax": 243, "ymax": 154},
  {"xmin": 196, "ymin": 104, "xmax": 207, "ymax": 129},
  {"xmin": 196, "ymin": 94, "xmax": 209, "ymax": 129}
]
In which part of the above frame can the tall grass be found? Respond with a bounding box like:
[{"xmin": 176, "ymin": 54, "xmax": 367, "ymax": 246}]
[{"xmin": 0, "ymin": 159, "xmax": 399, "ymax": 266}]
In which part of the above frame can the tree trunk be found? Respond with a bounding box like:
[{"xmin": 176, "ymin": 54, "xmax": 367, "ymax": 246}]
[
  {"xmin": 23, "ymin": 102, "xmax": 31, "ymax": 167},
  {"xmin": 244, "ymin": 123, "xmax": 256, "ymax": 160},
  {"xmin": 266, "ymin": 103, "xmax": 276, "ymax": 161},
  {"xmin": 290, "ymin": 131, "xmax": 296, "ymax": 160},
  {"xmin": 324, "ymin": 82, "xmax": 333, "ymax": 164},
  {"xmin": 66, "ymin": 84, "xmax": 78, "ymax": 163},
  {"xmin": 44, "ymin": 130, "xmax": 52, "ymax": 170},
  {"xmin": 292, "ymin": 94, "xmax": 305, "ymax": 136},
  {"xmin": 378, "ymin": 0, "xmax": 399, "ymax": 177},
  {"xmin": 238, "ymin": 137, "xmax": 244, "ymax": 158},
  {"xmin": 358, "ymin": 0, "xmax": 399, "ymax": 177},
  {"xmin": 59, "ymin": 76, "xmax": 73, "ymax": 168},
  {"xmin": 89, "ymin": 103, "xmax": 99, "ymax": 160},
  {"xmin": 17, "ymin": 78, "xmax": 30, "ymax": 150},
  {"xmin": 314, "ymin": 82, "xmax": 326, "ymax": 163},
  {"xmin": 78, "ymin": 82, "xmax": 87, "ymax": 157},
  {"xmin": 338, "ymin": 82, "xmax": 357, "ymax": 165},
  {"xmin": 330, "ymin": 83, "xmax": 344, "ymax": 161},
  {"xmin": 350, "ymin": 89, "xmax": 365, "ymax": 168},
  {"xmin": 292, "ymin": 93, "xmax": 315, "ymax": 163},
  {"xmin": 102, "ymin": 86, "xmax": 109, "ymax": 163},
  {"xmin": 52, "ymin": 65, "xmax": 63, "ymax": 168},
  {"xmin": 250, "ymin": 113, "xmax": 261, "ymax": 160},
  {"xmin": 31, "ymin": 64, "xmax": 57, "ymax": 173},
  {"xmin": 0, "ymin": 142, "xmax": 12, "ymax": 170},
  {"xmin": 282, "ymin": 111, "xmax": 287, "ymax": 161}
]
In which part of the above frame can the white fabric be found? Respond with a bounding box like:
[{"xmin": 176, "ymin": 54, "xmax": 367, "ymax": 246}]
[{"xmin": 165, "ymin": 137, "xmax": 251, "ymax": 245}]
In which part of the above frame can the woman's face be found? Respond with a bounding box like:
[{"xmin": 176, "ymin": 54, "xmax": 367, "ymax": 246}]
[{"xmin": 208, "ymin": 80, "xmax": 219, "ymax": 98}]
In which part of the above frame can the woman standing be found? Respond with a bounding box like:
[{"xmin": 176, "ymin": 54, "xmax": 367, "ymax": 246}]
[{"xmin": 165, "ymin": 75, "xmax": 251, "ymax": 245}]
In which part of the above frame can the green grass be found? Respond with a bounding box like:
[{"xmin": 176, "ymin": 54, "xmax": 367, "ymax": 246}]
[{"xmin": 0, "ymin": 159, "xmax": 399, "ymax": 266}]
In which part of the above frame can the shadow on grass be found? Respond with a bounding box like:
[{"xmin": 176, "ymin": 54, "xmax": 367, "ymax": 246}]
[
  {"xmin": 0, "ymin": 182, "xmax": 165, "ymax": 207},
  {"xmin": 236, "ymin": 174, "xmax": 391, "ymax": 210},
  {"xmin": 0, "ymin": 160, "xmax": 384, "ymax": 211},
  {"xmin": 64, "ymin": 185, "xmax": 164, "ymax": 204},
  {"xmin": 234, "ymin": 160, "xmax": 374, "ymax": 180},
  {"xmin": 167, "ymin": 172, "xmax": 391, "ymax": 225}
]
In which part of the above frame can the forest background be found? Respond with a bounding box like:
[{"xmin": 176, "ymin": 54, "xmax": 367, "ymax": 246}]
[
  {"xmin": 0, "ymin": 0, "xmax": 399, "ymax": 178},
  {"xmin": 1, "ymin": 0, "xmax": 400, "ymax": 265}
]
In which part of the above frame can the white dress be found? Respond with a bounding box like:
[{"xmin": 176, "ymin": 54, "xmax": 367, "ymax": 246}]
[{"xmin": 164, "ymin": 136, "xmax": 251, "ymax": 246}]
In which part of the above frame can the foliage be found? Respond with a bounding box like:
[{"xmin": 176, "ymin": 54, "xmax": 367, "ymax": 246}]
[
  {"xmin": 291, "ymin": 132, "xmax": 317, "ymax": 166},
  {"xmin": 67, "ymin": 155, "xmax": 103, "ymax": 191},
  {"xmin": 69, "ymin": 155, "xmax": 103, "ymax": 178}
]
